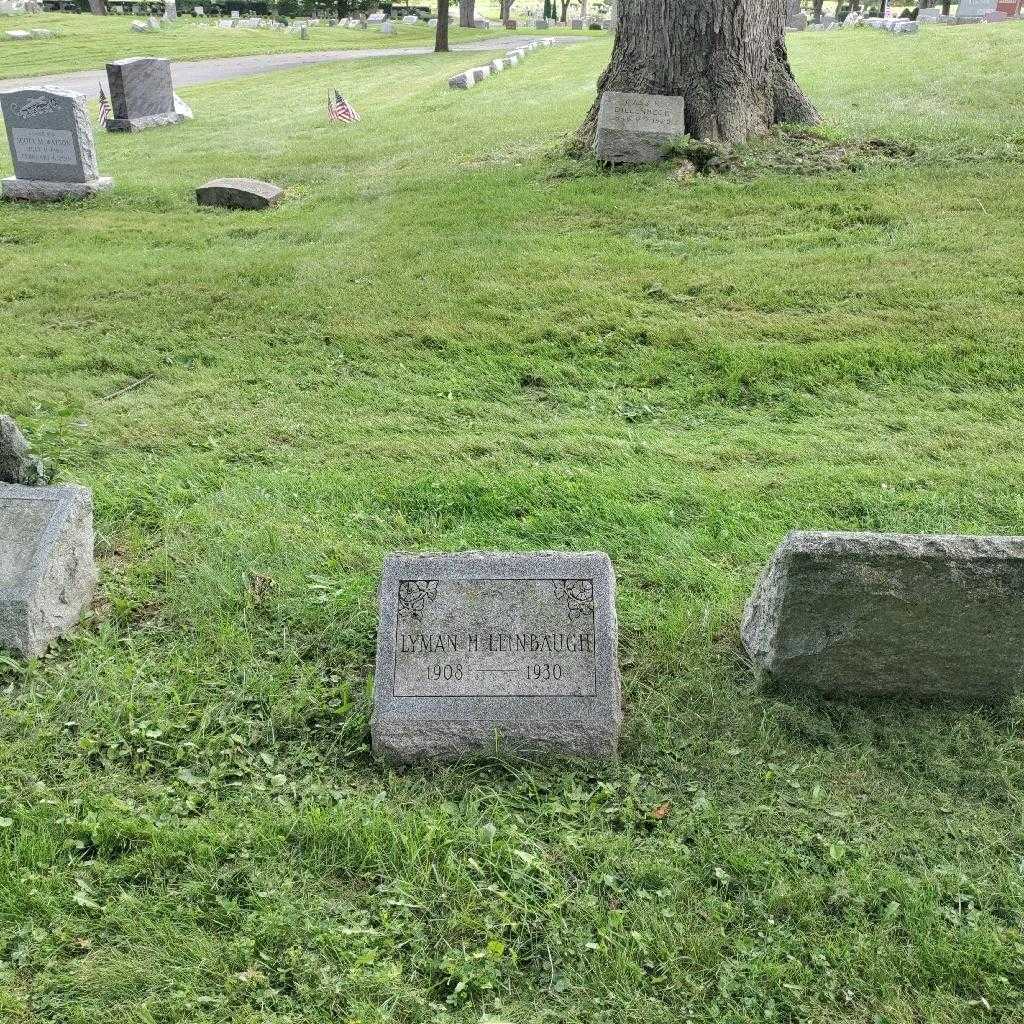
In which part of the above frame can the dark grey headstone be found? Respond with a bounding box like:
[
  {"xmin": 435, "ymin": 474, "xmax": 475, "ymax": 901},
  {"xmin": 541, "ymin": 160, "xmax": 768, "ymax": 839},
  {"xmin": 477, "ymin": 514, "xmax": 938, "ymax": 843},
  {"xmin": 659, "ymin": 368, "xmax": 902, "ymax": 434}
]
[
  {"xmin": 0, "ymin": 483, "xmax": 96, "ymax": 658},
  {"xmin": 372, "ymin": 551, "xmax": 623, "ymax": 762},
  {"xmin": 595, "ymin": 90, "xmax": 686, "ymax": 164},
  {"xmin": 105, "ymin": 57, "xmax": 185, "ymax": 132},
  {"xmin": 196, "ymin": 177, "xmax": 283, "ymax": 209},
  {"xmin": 742, "ymin": 531, "xmax": 1024, "ymax": 702}
]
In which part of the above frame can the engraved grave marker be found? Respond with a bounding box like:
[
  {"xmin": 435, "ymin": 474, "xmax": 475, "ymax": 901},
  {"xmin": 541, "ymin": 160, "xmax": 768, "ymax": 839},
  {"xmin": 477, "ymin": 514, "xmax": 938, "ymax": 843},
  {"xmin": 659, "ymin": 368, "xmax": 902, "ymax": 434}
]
[
  {"xmin": 1, "ymin": 87, "xmax": 113, "ymax": 201},
  {"xmin": 372, "ymin": 551, "xmax": 622, "ymax": 762},
  {"xmin": 594, "ymin": 90, "xmax": 686, "ymax": 165}
]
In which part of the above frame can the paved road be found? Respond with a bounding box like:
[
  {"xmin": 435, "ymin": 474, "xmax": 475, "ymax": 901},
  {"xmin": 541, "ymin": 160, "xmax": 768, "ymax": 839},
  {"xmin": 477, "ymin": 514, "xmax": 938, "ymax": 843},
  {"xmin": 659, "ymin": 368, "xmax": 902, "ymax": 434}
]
[{"xmin": 0, "ymin": 36, "xmax": 585, "ymax": 98}]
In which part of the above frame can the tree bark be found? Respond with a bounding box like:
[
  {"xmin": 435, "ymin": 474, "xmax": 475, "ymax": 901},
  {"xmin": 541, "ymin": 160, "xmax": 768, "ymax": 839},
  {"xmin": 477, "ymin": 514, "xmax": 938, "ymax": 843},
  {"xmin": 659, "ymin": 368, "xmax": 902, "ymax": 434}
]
[
  {"xmin": 499, "ymin": 0, "xmax": 513, "ymax": 19},
  {"xmin": 88, "ymin": 0, "xmax": 108, "ymax": 13},
  {"xmin": 560, "ymin": 0, "xmax": 570, "ymax": 20},
  {"xmin": 459, "ymin": 0, "xmax": 474, "ymax": 26},
  {"xmin": 576, "ymin": 0, "xmax": 820, "ymax": 149},
  {"xmin": 435, "ymin": 0, "xmax": 449, "ymax": 50},
  {"xmin": 812, "ymin": 0, "xmax": 824, "ymax": 20}
]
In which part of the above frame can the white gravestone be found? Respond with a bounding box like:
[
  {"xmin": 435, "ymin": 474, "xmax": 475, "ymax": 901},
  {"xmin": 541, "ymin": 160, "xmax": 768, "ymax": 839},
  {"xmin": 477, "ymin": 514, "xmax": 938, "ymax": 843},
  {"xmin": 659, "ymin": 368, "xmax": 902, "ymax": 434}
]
[
  {"xmin": 595, "ymin": 90, "xmax": 686, "ymax": 164},
  {"xmin": 372, "ymin": 551, "xmax": 623, "ymax": 763},
  {"xmin": 1, "ymin": 88, "xmax": 113, "ymax": 201}
]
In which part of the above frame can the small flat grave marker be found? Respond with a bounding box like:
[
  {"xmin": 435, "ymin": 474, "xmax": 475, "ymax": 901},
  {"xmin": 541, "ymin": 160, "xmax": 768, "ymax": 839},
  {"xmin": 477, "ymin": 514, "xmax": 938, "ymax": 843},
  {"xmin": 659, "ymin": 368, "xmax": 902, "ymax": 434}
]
[
  {"xmin": 196, "ymin": 176, "xmax": 282, "ymax": 209},
  {"xmin": 372, "ymin": 551, "xmax": 622, "ymax": 762},
  {"xmin": 595, "ymin": 89, "xmax": 686, "ymax": 164}
]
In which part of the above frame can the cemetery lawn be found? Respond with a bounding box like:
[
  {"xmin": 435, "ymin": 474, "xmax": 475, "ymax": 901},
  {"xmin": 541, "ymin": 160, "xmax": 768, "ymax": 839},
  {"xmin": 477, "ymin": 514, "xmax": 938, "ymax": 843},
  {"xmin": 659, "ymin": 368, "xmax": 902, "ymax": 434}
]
[
  {"xmin": 3, "ymin": 21, "xmax": 1024, "ymax": 1024},
  {"xmin": 0, "ymin": 12, "xmax": 504, "ymax": 79}
]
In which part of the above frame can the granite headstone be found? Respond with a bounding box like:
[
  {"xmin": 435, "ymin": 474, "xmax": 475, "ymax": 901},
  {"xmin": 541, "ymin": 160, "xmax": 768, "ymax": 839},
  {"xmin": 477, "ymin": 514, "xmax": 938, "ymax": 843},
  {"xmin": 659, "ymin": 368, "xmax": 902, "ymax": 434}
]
[
  {"xmin": 196, "ymin": 176, "xmax": 283, "ymax": 209},
  {"xmin": 372, "ymin": 551, "xmax": 622, "ymax": 762},
  {"xmin": 1, "ymin": 87, "xmax": 113, "ymax": 201},
  {"xmin": 105, "ymin": 57, "xmax": 185, "ymax": 132},
  {"xmin": 0, "ymin": 483, "xmax": 96, "ymax": 659},
  {"xmin": 742, "ymin": 531, "xmax": 1024, "ymax": 702},
  {"xmin": 595, "ymin": 90, "xmax": 686, "ymax": 164}
]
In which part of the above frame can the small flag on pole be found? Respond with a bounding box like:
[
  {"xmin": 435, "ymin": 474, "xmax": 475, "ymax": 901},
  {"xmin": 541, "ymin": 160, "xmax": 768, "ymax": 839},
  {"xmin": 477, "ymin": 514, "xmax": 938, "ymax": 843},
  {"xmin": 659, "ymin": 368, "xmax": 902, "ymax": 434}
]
[
  {"xmin": 328, "ymin": 89, "xmax": 361, "ymax": 124},
  {"xmin": 97, "ymin": 84, "xmax": 111, "ymax": 127}
]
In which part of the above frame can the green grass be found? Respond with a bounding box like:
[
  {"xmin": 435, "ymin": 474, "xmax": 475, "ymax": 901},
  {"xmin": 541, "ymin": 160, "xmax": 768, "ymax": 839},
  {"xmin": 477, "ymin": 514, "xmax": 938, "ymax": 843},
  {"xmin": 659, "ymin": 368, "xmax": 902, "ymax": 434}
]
[
  {"xmin": 0, "ymin": 11, "xmax": 524, "ymax": 78},
  {"xmin": 2, "ymin": 20, "xmax": 1024, "ymax": 1024}
]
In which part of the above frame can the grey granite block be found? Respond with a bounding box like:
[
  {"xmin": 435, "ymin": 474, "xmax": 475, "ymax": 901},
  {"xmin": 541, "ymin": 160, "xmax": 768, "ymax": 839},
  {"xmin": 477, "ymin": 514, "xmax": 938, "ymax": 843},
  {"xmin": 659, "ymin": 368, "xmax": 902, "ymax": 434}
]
[
  {"xmin": 0, "ymin": 483, "xmax": 96, "ymax": 658},
  {"xmin": 372, "ymin": 551, "xmax": 623, "ymax": 763},
  {"xmin": 742, "ymin": 531, "xmax": 1024, "ymax": 702},
  {"xmin": 595, "ymin": 90, "xmax": 686, "ymax": 165},
  {"xmin": 196, "ymin": 177, "xmax": 283, "ymax": 209}
]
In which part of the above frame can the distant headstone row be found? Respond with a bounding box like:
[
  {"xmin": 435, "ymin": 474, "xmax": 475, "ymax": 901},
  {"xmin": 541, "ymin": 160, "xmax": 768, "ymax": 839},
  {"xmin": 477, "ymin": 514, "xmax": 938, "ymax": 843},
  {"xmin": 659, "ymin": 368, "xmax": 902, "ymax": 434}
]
[{"xmin": 449, "ymin": 38, "xmax": 554, "ymax": 90}]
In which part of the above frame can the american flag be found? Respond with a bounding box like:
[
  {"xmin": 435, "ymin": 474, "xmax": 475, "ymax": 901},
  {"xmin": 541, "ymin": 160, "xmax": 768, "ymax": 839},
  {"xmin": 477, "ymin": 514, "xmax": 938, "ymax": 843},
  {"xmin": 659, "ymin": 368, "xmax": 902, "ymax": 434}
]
[
  {"xmin": 328, "ymin": 89, "xmax": 360, "ymax": 124},
  {"xmin": 97, "ymin": 84, "xmax": 112, "ymax": 127}
]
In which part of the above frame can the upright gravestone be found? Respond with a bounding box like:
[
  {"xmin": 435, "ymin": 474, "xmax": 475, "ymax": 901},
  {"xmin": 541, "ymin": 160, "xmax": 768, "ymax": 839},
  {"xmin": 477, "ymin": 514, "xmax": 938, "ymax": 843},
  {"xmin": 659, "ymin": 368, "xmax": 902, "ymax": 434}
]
[
  {"xmin": 164, "ymin": 0, "xmax": 177, "ymax": 18},
  {"xmin": 105, "ymin": 57, "xmax": 186, "ymax": 132},
  {"xmin": 594, "ymin": 90, "xmax": 685, "ymax": 164},
  {"xmin": 742, "ymin": 531, "xmax": 1024, "ymax": 702},
  {"xmin": 0, "ymin": 483, "xmax": 96, "ymax": 659},
  {"xmin": 956, "ymin": 0, "xmax": 997, "ymax": 17},
  {"xmin": 372, "ymin": 551, "xmax": 622, "ymax": 762},
  {"xmin": 1, "ymin": 88, "xmax": 113, "ymax": 201}
]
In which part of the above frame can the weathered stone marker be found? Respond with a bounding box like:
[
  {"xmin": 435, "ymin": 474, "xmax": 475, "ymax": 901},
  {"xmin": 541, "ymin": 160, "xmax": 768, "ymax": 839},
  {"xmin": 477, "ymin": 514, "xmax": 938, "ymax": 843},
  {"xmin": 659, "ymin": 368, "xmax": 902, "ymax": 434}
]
[
  {"xmin": 0, "ymin": 483, "xmax": 96, "ymax": 658},
  {"xmin": 105, "ymin": 57, "xmax": 186, "ymax": 132},
  {"xmin": 742, "ymin": 531, "xmax": 1024, "ymax": 702},
  {"xmin": 373, "ymin": 551, "xmax": 622, "ymax": 762},
  {"xmin": 1, "ymin": 88, "xmax": 113, "ymax": 201},
  {"xmin": 196, "ymin": 177, "xmax": 283, "ymax": 209},
  {"xmin": 0, "ymin": 416, "xmax": 46, "ymax": 484},
  {"xmin": 595, "ymin": 90, "xmax": 686, "ymax": 164}
]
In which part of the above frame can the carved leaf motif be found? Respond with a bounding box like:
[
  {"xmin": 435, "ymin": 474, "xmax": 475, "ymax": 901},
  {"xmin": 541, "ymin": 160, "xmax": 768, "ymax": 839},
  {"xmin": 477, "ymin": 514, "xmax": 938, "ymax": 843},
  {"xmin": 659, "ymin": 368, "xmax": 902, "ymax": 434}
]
[
  {"xmin": 398, "ymin": 580, "xmax": 439, "ymax": 621},
  {"xmin": 553, "ymin": 579, "xmax": 595, "ymax": 620}
]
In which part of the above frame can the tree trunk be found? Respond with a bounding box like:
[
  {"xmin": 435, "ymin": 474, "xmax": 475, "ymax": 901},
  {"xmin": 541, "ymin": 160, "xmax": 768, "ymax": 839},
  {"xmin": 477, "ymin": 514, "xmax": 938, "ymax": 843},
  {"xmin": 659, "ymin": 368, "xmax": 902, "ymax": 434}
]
[
  {"xmin": 459, "ymin": 0, "xmax": 474, "ymax": 26},
  {"xmin": 335, "ymin": 0, "xmax": 349, "ymax": 17},
  {"xmin": 560, "ymin": 0, "xmax": 569, "ymax": 20},
  {"xmin": 88, "ymin": 0, "xmax": 108, "ymax": 12},
  {"xmin": 581, "ymin": 0, "xmax": 588, "ymax": 17},
  {"xmin": 576, "ymin": 0, "xmax": 819, "ymax": 149},
  {"xmin": 435, "ymin": 0, "xmax": 449, "ymax": 49},
  {"xmin": 812, "ymin": 0, "xmax": 824, "ymax": 20},
  {"xmin": 500, "ymin": 0, "xmax": 513, "ymax": 19}
]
